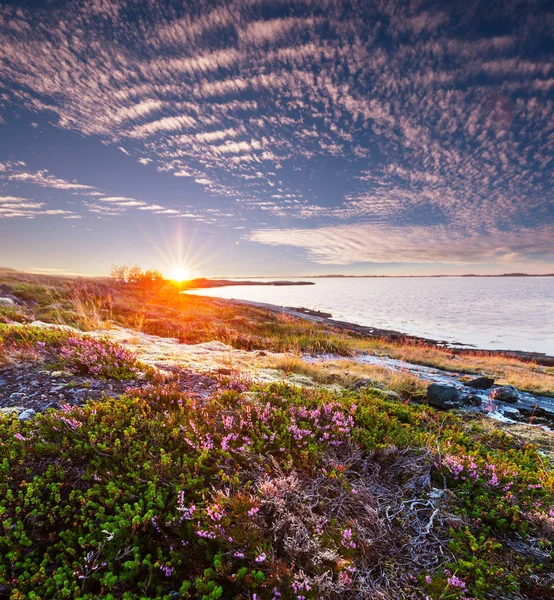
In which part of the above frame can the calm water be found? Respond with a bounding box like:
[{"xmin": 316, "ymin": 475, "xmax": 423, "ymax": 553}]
[{"xmin": 189, "ymin": 277, "xmax": 554, "ymax": 354}]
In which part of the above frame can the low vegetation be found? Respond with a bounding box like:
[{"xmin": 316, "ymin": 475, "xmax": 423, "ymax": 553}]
[
  {"xmin": 1, "ymin": 383, "xmax": 552, "ymax": 599},
  {"xmin": 1, "ymin": 269, "xmax": 552, "ymax": 396},
  {"xmin": 270, "ymin": 354, "xmax": 427, "ymax": 400},
  {"xmin": 0, "ymin": 269, "xmax": 553, "ymax": 599}
]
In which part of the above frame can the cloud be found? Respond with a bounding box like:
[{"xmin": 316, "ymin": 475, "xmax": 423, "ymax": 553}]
[
  {"xmin": 249, "ymin": 222, "xmax": 554, "ymax": 265},
  {"xmin": 3, "ymin": 166, "xmax": 96, "ymax": 191},
  {"xmin": 128, "ymin": 115, "xmax": 197, "ymax": 138},
  {"xmin": 0, "ymin": 0, "xmax": 552, "ymax": 265},
  {"xmin": 0, "ymin": 194, "xmax": 81, "ymax": 219}
]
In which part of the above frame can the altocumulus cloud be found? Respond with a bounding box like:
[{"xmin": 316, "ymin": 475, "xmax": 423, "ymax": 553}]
[{"xmin": 0, "ymin": 0, "xmax": 553, "ymax": 267}]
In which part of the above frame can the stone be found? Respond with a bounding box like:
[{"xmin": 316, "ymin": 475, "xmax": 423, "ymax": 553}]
[
  {"xmin": 18, "ymin": 408, "xmax": 36, "ymax": 421},
  {"xmin": 9, "ymin": 392, "xmax": 27, "ymax": 401},
  {"xmin": 369, "ymin": 387, "xmax": 400, "ymax": 401},
  {"xmin": 489, "ymin": 386, "xmax": 519, "ymax": 403},
  {"xmin": 466, "ymin": 377, "xmax": 495, "ymax": 390},
  {"xmin": 426, "ymin": 383, "xmax": 462, "ymax": 409},
  {"xmin": 0, "ymin": 297, "xmax": 15, "ymax": 306},
  {"xmin": 0, "ymin": 406, "xmax": 24, "ymax": 416},
  {"xmin": 463, "ymin": 393, "xmax": 483, "ymax": 407}
]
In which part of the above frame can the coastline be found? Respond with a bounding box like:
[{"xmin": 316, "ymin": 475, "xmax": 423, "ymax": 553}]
[{"xmin": 216, "ymin": 296, "xmax": 554, "ymax": 367}]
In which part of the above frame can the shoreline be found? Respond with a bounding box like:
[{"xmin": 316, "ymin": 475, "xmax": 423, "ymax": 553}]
[{"xmin": 214, "ymin": 296, "xmax": 554, "ymax": 367}]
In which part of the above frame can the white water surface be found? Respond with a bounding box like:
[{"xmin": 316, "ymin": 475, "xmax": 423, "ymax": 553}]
[{"xmin": 188, "ymin": 277, "xmax": 554, "ymax": 354}]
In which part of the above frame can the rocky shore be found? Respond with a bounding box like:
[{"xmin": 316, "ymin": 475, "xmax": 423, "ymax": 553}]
[{"xmin": 225, "ymin": 298, "xmax": 554, "ymax": 366}]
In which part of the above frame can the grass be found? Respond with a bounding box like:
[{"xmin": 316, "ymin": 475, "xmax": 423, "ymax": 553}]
[
  {"xmin": 269, "ymin": 354, "xmax": 428, "ymax": 400},
  {"xmin": 354, "ymin": 337, "xmax": 554, "ymax": 397},
  {"xmin": 1, "ymin": 270, "xmax": 552, "ymax": 397}
]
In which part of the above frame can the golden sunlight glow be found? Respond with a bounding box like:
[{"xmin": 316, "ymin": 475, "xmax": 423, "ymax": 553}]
[{"xmin": 169, "ymin": 266, "xmax": 190, "ymax": 282}]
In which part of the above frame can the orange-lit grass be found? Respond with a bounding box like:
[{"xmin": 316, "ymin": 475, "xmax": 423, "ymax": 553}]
[
  {"xmin": 270, "ymin": 354, "xmax": 427, "ymax": 400},
  {"xmin": 1, "ymin": 268, "xmax": 552, "ymax": 396},
  {"xmin": 354, "ymin": 337, "xmax": 554, "ymax": 397}
]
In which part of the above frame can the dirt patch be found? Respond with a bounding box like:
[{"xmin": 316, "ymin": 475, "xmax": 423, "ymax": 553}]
[{"xmin": 0, "ymin": 361, "xmax": 220, "ymax": 415}]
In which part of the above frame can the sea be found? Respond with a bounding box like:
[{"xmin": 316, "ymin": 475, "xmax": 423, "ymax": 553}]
[{"xmin": 188, "ymin": 276, "xmax": 554, "ymax": 355}]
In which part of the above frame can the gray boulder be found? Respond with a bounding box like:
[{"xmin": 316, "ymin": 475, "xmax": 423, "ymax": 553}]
[
  {"xmin": 18, "ymin": 408, "xmax": 36, "ymax": 421},
  {"xmin": 0, "ymin": 297, "xmax": 15, "ymax": 306},
  {"xmin": 427, "ymin": 383, "xmax": 462, "ymax": 409},
  {"xmin": 466, "ymin": 377, "xmax": 495, "ymax": 390},
  {"xmin": 489, "ymin": 386, "xmax": 519, "ymax": 404}
]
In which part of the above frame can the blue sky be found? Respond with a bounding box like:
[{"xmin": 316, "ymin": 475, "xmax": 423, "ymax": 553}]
[{"xmin": 0, "ymin": 0, "xmax": 553, "ymax": 276}]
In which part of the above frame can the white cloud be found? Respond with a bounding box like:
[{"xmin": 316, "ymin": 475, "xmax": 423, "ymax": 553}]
[{"xmin": 249, "ymin": 222, "xmax": 554, "ymax": 265}]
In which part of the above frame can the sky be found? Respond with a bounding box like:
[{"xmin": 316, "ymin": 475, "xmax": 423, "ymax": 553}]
[{"xmin": 0, "ymin": 0, "xmax": 553, "ymax": 277}]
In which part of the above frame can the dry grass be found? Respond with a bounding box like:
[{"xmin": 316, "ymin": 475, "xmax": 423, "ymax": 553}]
[
  {"xmin": 269, "ymin": 354, "xmax": 427, "ymax": 399},
  {"xmin": 1, "ymin": 268, "xmax": 551, "ymax": 396},
  {"xmin": 354, "ymin": 337, "xmax": 554, "ymax": 396}
]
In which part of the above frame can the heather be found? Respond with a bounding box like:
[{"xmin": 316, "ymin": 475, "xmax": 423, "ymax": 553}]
[
  {"xmin": 0, "ymin": 324, "xmax": 153, "ymax": 381},
  {"xmin": 1, "ymin": 383, "xmax": 553, "ymax": 599}
]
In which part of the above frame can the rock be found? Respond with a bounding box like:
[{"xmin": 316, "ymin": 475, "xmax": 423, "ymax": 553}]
[
  {"xmin": 463, "ymin": 393, "xmax": 483, "ymax": 407},
  {"xmin": 369, "ymin": 387, "xmax": 400, "ymax": 401},
  {"xmin": 18, "ymin": 408, "xmax": 36, "ymax": 421},
  {"xmin": 489, "ymin": 386, "xmax": 519, "ymax": 403},
  {"xmin": 466, "ymin": 376, "xmax": 495, "ymax": 390},
  {"xmin": 9, "ymin": 392, "xmax": 27, "ymax": 401},
  {"xmin": 0, "ymin": 297, "xmax": 15, "ymax": 306},
  {"xmin": 352, "ymin": 378, "xmax": 384, "ymax": 390},
  {"xmin": 352, "ymin": 378, "xmax": 372, "ymax": 390},
  {"xmin": 426, "ymin": 383, "xmax": 462, "ymax": 409},
  {"xmin": 0, "ymin": 406, "xmax": 24, "ymax": 416}
]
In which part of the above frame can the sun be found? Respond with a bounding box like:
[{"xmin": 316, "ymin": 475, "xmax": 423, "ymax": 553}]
[{"xmin": 169, "ymin": 266, "xmax": 190, "ymax": 282}]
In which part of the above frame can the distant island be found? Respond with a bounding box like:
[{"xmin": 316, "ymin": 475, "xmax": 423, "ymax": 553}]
[{"xmin": 181, "ymin": 278, "xmax": 315, "ymax": 289}]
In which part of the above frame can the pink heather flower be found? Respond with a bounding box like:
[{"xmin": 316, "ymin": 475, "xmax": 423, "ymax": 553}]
[
  {"xmin": 341, "ymin": 528, "xmax": 356, "ymax": 549},
  {"xmin": 447, "ymin": 575, "xmax": 466, "ymax": 589},
  {"xmin": 233, "ymin": 551, "xmax": 245, "ymax": 559},
  {"xmin": 196, "ymin": 529, "xmax": 216, "ymax": 539},
  {"xmin": 247, "ymin": 507, "xmax": 259, "ymax": 517},
  {"xmin": 207, "ymin": 504, "xmax": 223, "ymax": 521},
  {"xmin": 425, "ymin": 575, "xmax": 432, "ymax": 584},
  {"xmin": 339, "ymin": 571, "xmax": 353, "ymax": 586},
  {"xmin": 255, "ymin": 552, "xmax": 266, "ymax": 563}
]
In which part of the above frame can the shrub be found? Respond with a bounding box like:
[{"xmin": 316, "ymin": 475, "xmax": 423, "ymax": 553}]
[
  {"xmin": 56, "ymin": 336, "xmax": 153, "ymax": 380},
  {"xmin": 0, "ymin": 384, "xmax": 551, "ymax": 599}
]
